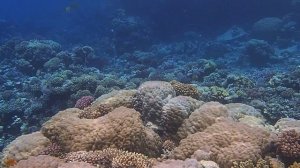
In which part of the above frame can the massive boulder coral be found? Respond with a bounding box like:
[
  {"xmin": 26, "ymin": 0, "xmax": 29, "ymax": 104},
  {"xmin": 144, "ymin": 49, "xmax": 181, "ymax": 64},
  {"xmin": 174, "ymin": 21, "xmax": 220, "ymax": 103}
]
[
  {"xmin": 161, "ymin": 96, "xmax": 203, "ymax": 137},
  {"xmin": 41, "ymin": 106, "xmax": 162, "ymax": 157},
  {"xmin": 133, "ymin": 81, "xmax": 176, "ymax": 125},
  {"xmin": 11, "ymin": 155, "xmax": 64, "ymax": 168},
  {"xmin": 1, "ymin": 132, "xmax": 50, "ymax": 167},
  {"xmin": 177, "ymin": 102, "xmax": 229, "ymax": 139},
  {"xmin": 80, "ymin": 90, "xmax": 136, "ymax": 119},
  {"xmin": 171, "ymin": 119, "xmax": 272, "ymax": 168}
]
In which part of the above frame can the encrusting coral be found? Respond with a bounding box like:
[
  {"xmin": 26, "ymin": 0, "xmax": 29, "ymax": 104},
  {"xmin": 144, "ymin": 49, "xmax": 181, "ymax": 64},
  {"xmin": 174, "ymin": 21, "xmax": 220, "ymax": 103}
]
[{"xmin": 170, "ymin": 80, "xmax": 200, "ymax": 99}]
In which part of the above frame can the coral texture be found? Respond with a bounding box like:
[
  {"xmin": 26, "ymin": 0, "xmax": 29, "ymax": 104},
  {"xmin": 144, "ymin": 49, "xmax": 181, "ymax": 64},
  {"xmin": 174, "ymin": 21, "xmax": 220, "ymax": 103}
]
[
  {"xmin": 170, "ymin": 80, "xmax": 200, "ymax": 99},
  {"xmin": 153, "ymin": 159, "xmax": 201, "ymax": 168},
  {"xmin": 1, "ymin": 132, "xmax": 50, "ymax": 167},
  {"xmin": 11, "ymin": 155, "xmax": 64, "ymax": 168},
  {"xmin": 74, "ymin": 96, "xmax": 94, "ymax": 109},
  {"xmin": 171, "ymin": 119, "xmax": 272, "ymax": 168},
  {"xmin": 161, "ymin": 96, "xmax": 203, "ymax": 137},
  {"xmin": 65, "ymin": 148, "xmax": 153, "ymax": 168},
  {"xmin": 133, "ymin": 81, "xmax": 176, "ymax": 124},
  {"xmin": 276, "ymin": 130, "xmax": 300, "ymax": 159},
  {"xmin": 177, "ymin": 102, "xmax": 229, "ymax": 139},
  {"xmin": 41, "ymin": 107, "xmax": 162, "ymax": 156}
]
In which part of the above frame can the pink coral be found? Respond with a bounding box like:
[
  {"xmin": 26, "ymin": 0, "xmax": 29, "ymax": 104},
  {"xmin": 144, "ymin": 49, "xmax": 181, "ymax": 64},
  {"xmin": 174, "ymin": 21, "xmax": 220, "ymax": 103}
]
[{"xmin": 74, "ymin": 96, "xmax": 94, "ymax": 109}]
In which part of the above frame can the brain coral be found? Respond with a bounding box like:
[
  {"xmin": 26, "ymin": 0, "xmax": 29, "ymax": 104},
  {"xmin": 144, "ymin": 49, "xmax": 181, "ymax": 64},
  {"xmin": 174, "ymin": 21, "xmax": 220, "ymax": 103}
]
[
  {"xmin": 171, "ymin": 120, "xmax": 272, "ymax": 168},
  {"xmin": 133, "ymin": 81, "xmax": 176, "ymax": 125},
  {"xmin": 177, "ymin": 102, "xmax": 229, "ymax": 139},
  {"xmin": 41, "ymin": 106, "xmax": 162, "ymax": 157},
  {"xmin": 161, "ymin": 96, "xmax": 203, "ymax": 137},
  {"xmin": 1, "ymin": 132, "xmax": 50, "ymax": 167}
]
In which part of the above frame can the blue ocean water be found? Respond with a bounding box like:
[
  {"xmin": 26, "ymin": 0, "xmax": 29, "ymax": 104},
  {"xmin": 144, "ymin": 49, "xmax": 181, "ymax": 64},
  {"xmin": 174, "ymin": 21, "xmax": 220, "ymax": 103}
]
[{"xmin": 0, "ymin": 0, "xmax": 300, "ymax": 167}]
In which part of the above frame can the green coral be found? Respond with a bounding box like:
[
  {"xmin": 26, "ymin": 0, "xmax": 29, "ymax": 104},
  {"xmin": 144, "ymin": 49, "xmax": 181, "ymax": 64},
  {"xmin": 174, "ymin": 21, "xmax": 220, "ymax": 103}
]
[{"xmin": 209, "ymin": 86, "xmax": 229, "ymax": 102}]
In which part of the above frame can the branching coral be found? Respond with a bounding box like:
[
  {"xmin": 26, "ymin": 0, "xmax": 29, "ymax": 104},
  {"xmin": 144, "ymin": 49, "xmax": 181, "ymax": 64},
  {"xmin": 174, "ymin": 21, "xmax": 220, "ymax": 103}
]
[
  {"xmin": 65, "ymin": 148, "xmax": 153, "ymax": 168},
  {"xmin": 275, "ymin": 130, "xmax": 300, "ymax": 159}
]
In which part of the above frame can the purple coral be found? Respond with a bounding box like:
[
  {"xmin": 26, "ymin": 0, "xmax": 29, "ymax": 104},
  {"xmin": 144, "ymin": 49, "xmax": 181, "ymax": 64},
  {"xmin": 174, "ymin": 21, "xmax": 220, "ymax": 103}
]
[{"xmin": 75, "ymin": 96, "xmax": 94, "ymax": 109}]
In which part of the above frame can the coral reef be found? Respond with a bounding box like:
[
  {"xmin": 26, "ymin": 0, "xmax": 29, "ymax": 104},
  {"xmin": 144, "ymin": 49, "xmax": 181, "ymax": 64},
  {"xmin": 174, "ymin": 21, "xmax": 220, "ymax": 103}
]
[
  {"xmin": 172, "ymin": 119, "xmax": 272, "ymax": 167},
  {"xmin": 177, "ymin": 102, "xmax": 229, "ymax": 139},
  {"xmin": 1, "ymin": 132, "xmax": 50, "ymax": 167},
  {"xmin": 41, "ymin": 106, "xmax": 162, "ymax": 156},
  {"xmin": 65, "ymin": 148, "xmax": 153, "ymax": 168},
  {"xmin": 133, "ymin": 81, "xmax": 176, "ymax": 125}
]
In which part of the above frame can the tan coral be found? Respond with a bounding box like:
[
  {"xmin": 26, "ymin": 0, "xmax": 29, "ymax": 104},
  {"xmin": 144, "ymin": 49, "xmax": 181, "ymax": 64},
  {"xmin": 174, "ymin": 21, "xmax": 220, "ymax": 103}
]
[
  {"xmin": 81, "ymin": 90, "xmax": 136, "ymax": 119},
  {"xmin": 171, "ymin": 120, "xmax": 272, "ymax": 168},
  {"xmin": 41, "ymin": 107, "xmax": 162, "ymax": 156},
  {"xmin": 132, "ymin": 81, "xmax": 176, "ymax": 125},
  {"xmin": 153, "ymin": 159, "xmax": 201, "ymax": 168},
  {"xmin": 289, "ymin": 162, "xmax": 300, "ymax": 168},
  {"xmin": 1, "ymin": 132, "xmax": 50, "ymax": 168},
  {"xmin": 79, "ymin": 104, "xmax": 112, "ymax": 119},
  {"xmin": 92, "ymin": 89, "xmax": 136, "ymax": 109},
  {"xmin": 177, "ymin": 102, "xmax": 229, "ymax": 139},
  {"xmin": 58, "ymin": 162, "xmax": 96, "ymax": 168},
  {"xmin": 274, "ymin": 118, "xmax": 300, "ymax": 133},
  {"xmin": 161, "ymin": 96, "xmax": 203, "ymax": 137},
  {"xmin": 11, "ymin": 155, "xmax": 64, "ymax": 168},
  {"xmin": 65, "ymin": 148, "xmax": 153, "ymax": 168},
  {"xmin": 170, "ymin": 80, "xmax": 200, "ymax": 99}
]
